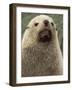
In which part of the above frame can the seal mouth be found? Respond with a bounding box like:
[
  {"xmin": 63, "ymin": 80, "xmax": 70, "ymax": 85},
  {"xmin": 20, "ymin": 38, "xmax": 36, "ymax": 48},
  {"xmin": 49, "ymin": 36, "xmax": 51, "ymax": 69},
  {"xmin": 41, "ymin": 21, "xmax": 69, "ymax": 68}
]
[{"xmin": 38, "ymin": 29, "xmax": 52, "ymax": 43}]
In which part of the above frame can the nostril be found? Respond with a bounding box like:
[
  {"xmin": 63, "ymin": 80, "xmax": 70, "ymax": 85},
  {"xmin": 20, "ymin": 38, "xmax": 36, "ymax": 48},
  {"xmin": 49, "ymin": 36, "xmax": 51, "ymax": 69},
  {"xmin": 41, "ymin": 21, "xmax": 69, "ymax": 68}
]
[{"xmin": 43, "ymin": 20, "xmax": 49, "ymax": 26}]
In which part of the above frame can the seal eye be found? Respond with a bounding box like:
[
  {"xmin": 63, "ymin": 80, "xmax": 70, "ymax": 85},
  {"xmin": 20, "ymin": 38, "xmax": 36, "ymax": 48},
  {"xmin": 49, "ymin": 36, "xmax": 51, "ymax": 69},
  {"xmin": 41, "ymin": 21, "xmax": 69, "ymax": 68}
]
[
  {"xmin": 51, "ymin": 22, "xmax": 54, "ymax": 26},
  {"xmin": 34, "ymin": 23, "xmax": 39, "ymax": 26}
]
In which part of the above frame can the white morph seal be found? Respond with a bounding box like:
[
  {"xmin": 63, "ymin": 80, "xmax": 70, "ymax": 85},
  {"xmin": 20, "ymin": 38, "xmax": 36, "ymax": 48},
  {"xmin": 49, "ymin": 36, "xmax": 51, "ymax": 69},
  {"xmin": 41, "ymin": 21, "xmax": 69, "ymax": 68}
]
[{"xmin": 21, "ymin": 15, "xmax": 63, "ymax": 77}]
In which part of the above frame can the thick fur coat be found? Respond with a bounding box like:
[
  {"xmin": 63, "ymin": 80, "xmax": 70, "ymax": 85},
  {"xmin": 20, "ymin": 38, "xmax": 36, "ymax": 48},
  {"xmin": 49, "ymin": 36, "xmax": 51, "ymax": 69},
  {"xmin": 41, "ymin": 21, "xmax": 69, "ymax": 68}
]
[{"xmin": 21, "ymin": 15, "xmax": 63, "ymax": 77}]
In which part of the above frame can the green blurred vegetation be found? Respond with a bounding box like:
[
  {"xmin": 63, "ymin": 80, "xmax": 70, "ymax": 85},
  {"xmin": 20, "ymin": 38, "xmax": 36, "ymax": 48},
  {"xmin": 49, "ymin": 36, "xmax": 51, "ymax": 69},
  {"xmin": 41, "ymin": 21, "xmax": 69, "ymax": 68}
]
[{"xmin": 21, "ymin": 13, "xmax": 63, "ymax": 53}]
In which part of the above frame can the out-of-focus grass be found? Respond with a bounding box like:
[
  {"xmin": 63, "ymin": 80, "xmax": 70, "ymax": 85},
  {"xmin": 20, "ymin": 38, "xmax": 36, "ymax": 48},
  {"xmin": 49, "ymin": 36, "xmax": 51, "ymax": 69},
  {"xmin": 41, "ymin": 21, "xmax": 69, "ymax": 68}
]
[{"xmin": 21, "ymin": 13, "xmax": 63, "ymax": 53}]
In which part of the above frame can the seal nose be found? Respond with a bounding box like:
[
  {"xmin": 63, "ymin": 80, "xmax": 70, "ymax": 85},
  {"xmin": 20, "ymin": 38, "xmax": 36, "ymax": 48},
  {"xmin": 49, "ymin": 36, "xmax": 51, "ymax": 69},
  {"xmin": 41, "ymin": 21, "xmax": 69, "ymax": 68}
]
[{"xmin": 43, "ymin": 20, "xmax": 49, "ymax": 26}]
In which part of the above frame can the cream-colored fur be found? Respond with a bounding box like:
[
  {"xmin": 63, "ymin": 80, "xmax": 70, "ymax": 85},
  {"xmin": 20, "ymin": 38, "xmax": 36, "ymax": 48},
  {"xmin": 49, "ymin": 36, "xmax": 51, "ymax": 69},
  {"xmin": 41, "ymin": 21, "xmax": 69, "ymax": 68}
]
[{"xmin": 21, "ymin": 15, "xmax": 63, "ymax": 77}]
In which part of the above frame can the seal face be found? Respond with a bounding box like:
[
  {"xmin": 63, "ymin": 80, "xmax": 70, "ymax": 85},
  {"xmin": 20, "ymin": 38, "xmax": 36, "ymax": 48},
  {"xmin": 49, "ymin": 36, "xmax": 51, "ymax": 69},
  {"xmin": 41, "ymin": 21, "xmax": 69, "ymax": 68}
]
[{"xmin": 37, "ymin": 19, "xmax": 52, "ymax": 43}]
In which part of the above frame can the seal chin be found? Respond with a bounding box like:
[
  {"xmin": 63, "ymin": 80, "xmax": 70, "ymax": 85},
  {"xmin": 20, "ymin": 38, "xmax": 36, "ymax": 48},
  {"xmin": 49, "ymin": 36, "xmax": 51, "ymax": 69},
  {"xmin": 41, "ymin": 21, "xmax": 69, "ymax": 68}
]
[{"xmin": 38, "ymin": 29, "xmax": 52, "ymax": 43}]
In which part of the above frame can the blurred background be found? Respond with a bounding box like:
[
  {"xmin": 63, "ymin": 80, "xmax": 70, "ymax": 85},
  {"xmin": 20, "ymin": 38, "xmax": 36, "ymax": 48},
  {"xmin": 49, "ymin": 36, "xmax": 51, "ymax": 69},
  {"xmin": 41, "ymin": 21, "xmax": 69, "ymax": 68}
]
[{"xmin": 21, "ymin": 13, "xmax": 63, "ymax": 53}]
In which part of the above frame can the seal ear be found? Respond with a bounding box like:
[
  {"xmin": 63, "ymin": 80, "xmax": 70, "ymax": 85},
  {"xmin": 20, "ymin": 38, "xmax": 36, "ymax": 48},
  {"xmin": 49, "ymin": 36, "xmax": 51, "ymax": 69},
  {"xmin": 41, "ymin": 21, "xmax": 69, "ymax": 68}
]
[
  {"xmin": 24, "ymin": 26, "xmax": 29, "ymax": 31},
  {"xmin": 55, "ymin": 24, "xmax": 58, "ymax": 36}
]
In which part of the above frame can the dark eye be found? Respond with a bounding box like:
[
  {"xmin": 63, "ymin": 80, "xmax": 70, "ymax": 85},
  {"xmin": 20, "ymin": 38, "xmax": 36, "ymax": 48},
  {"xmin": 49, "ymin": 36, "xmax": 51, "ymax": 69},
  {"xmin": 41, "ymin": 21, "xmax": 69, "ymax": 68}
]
[
  {"xmin": 51, "ymin": 22, "xmax": 54, "ymax": 26},
  {"xmin": 34, "ymin": 23, "xmax": 39, "ymax": 26}
]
